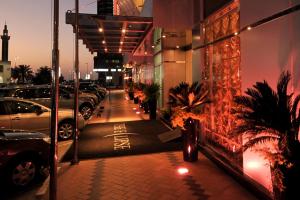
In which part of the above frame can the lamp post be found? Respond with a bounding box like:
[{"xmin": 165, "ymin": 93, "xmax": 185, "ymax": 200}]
[
  {"xmin": 50, "ymin": 0, "xmax": 59, "ymax": 199},
  {"xmin": 71, "ymin": 0, "xmax": 80, "ymax": 165}
]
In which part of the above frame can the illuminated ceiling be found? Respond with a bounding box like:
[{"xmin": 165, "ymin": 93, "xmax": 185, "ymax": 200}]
[{"xmin": 66, "ymin": 12, "xmax": 153, "ymax": 54}]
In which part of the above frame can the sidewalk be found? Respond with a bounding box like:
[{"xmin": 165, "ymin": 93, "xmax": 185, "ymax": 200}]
[
  {"xmin": 42, "ymin": 90, "xmax": 258, "ymax": 200},
  {"xmin": 89, "ymin": 89, "xmax": 148, "ymax": 123},
  {"xmin": 55, "ymin": 151, "xmax": 257, "ymax": 200}
]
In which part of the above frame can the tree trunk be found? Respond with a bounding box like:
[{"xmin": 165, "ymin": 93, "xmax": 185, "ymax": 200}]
[{"xmin": 182, "ymin": 118, "xmax": 198, "ymax": 162}]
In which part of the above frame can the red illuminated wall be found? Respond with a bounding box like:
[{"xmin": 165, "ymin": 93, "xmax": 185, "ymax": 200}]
[{"xmin": 240, "ymin": 0, "xmax": 300, "ymax": 94}]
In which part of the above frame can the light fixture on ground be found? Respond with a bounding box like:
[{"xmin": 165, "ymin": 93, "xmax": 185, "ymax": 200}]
[{"xmin": 177, "ymin": 167, "xmax": 189, "ymax": 175}]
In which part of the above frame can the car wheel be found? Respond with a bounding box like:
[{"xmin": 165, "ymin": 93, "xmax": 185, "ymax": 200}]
[
  {"xmin": 8, "ymin": 158, "xmax": 39, "ymax": 187},
  {"xmin": 58, "ymin": 121, "xmax": 74, "ymax": 140},
  {"xmin": 80, "ymin": 104, "xmax": 93, "ymax": 120}
]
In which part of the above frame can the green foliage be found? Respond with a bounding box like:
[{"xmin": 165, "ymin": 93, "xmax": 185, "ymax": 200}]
[
  {"xmin": 232, "ymin": 71, "xmax": 300, "ymax": 192},
  {"xmin": 143, "ymin": 83, "xmax": 160, "ymax": 101},
  {"xmin": 33, "ymin": 66, "xmax": 52, "ymax": 85},
  {"xmin": 169, "ymin": 82, "xmax": 210, "ymax": 128},
  {"xmin": 12, "ymin": 65, "xmax": 34, "ymax": 84}
]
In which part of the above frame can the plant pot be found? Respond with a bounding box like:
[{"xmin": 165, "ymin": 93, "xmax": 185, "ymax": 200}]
[
  {"xmin": 134, "ymin": 97, "xmax": 139, "ymax": 104},
  {"xmin": 148, "ymin": 98, "xmax": 157, "ymax": 120},
  {"xmin": 128, "ymin": 91, "xmax": 134, "ymax": 100},
  {"xmin": 142, "ymin": 102, "xmax": 149, "ymax": 113},
  {"xmin": 182, "ymin": 118, "xmax": 198, "ymax": 162}
]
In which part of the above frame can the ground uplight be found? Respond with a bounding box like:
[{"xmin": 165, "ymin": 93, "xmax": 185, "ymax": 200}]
[{"xmin": 177, "ymin": 167, "xmax": 189, "ymax": 175}]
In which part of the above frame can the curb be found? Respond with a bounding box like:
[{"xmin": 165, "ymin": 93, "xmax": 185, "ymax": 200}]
[{"xmin": 35, "ymin": 141, "xmax": 73, "ymax": 200}]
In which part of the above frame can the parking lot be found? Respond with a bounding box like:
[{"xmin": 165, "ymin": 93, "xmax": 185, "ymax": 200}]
[{"xmin": 0, "ymin": 82, "xmax": 107, "ymax": 199}]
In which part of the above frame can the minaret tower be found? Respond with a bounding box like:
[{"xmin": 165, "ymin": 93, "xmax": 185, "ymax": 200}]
[
  {"xmin": 0, "ymin": 23, "xmax": 11, "ymax": 83},
  {"xmin": 1, "ymin": 23, "xmax": 10, "ymax": 61}
]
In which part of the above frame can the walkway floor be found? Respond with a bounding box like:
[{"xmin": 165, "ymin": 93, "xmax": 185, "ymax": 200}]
[{"xmin": 47, "ymin": 90, "xmax": 258, "ymax": 200}]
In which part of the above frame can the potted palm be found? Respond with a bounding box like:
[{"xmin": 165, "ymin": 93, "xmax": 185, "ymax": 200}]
[
  {"xmin": 231, "ymin": 71, "xmax": 300, "ymax": 200},
  {"xmin": 170, "ymin": 82, "xmax": 210, "ymax": 162},
  {"xmin": 143, "ymin": 83, "xmax": 160, "ymax": 119},
  {"xmin": 127, "ymin": 82, "xmax": 134, "ymax": 100}
]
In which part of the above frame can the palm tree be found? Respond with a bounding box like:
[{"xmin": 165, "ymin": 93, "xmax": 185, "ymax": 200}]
[
  {"xmin": 12, "ymin": 65, "xmax": 33, "ymax": 83},
  {"xmin": 143, "ymin": 83, "xmax": 160, "ymax": 119},
  {"xmin": 33, "ymin": 66, "xmax": 52, "ymax": 85},
  {"xmin": 232, "ymin": 71, "xmax": 300, "ymax": 199},
  {"xmin": 169, "ymin": 82, "xmax": 210, "ymax": 162},
  {"xmin": 169, "ymin": 82, "xmax": 210, "ymax": 128}
]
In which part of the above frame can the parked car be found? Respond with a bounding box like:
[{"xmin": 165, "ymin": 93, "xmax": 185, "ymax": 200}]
[
  {"xmin": 0, "ymin": 85, "xmax": 95, "ymax": 120},
  {"xmin": 79, "ymin": 83, "xmax": 107, "ymax": 100},
  {"xmin": 60, "ymin": 85, "xmax": 100, "ymax": 105},
  {"xmin": 0, "ymin": 129, "xmax": 50, "ymax": 188},
  {"xmin": 0, "ymin": 98, "xmax": 85, "ymax": 140}
]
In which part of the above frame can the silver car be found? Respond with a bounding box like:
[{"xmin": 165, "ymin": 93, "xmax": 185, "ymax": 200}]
[{"xmin": 0, "ymin": 98, "xmax": 85, "ymax": 140}]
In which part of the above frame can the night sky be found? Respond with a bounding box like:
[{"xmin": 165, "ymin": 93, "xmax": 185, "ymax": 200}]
[{"xmin": 0, "ymin": 0, "xmax": 97, "ymax": 79}]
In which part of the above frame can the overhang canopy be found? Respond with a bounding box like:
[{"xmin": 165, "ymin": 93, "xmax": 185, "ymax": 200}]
[{"xmin": 66, "ymin": 12, "xmax": 153, "ymax": 54}]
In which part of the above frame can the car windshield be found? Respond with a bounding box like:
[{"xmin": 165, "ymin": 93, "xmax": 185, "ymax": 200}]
[{"xmin": 0, "ymin": 89, "xmax": 11, "ymax": 97}]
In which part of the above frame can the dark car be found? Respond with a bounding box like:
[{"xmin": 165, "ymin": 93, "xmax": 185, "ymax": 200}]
[{"xmin": 0, "ymin": 129, "xmax": 50, "ymax": 188}]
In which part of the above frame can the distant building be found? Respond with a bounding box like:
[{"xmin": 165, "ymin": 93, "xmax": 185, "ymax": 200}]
[{"xmin": 0, "ymin": 23, "xmax": 11, "ymax": 83}]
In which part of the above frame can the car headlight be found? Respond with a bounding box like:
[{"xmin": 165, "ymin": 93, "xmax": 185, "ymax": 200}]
[{"xmin": 43, "ymin": 137, "xmax": 51, "ymax": 144}]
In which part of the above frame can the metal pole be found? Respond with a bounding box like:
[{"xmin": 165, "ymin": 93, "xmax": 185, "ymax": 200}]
[
  {"xmin": 71, "ymin": 0, "xmax": 80, "ymax": 165},
  {"xmin": 50, "ymin": 0, "xmax": 59, "ymax": 199}
]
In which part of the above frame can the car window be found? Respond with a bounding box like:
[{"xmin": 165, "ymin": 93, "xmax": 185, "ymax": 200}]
[
  {"xmin": 36, "ymin": 88, "xmax": 51, "ymax": 98},
  {"xmin": 0, "ymin": 89, "xmax": 12, "ymax": 97},
  {"xmin": 0, "ymin": 101, "xmax": 8, "ymax": 115},
  {"xmin": 9, "ymin": 101, "xmax": 37, "ymax": 114},
  {"xmin": 14, "ymin": 89, "xmax": 27, "ymax": 98}
]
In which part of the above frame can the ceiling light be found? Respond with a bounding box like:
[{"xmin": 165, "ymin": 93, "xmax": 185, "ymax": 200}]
[
  {"xmin": 119, "ymin": 48, "xmax": 122, "ymax": 52},
  {"xmin": 102, "ymin": 40, "xmax": 106, "ymax": 44},
  {"xmin": 176, "ymin": 45, "xmax": 179, "ymax": 49},
  {"xmin": 104, "ymin": 48, "xmax": 108, "ymax": 52},
  {"xmin": 122, "ymin": 29, "xmax": 126, "ymax": 33},
  {"xmin": 98, "ymin": 28, "xmax": 103, "ymax": 32},
  {"xmin": 162, "ymin": 35, "xmax": 166, "ymax": 38},
  {"xmin": 144, "ymin": 52, "xmax": 148, "ymax": 55},
  {"xmin": 247, "ymin": 26, "xmax": 252, "ymax": 30},
  {"xmin": 234, "ymin": 32, "xmax": 238, "ymax": 36},
  {"xmin": 120, "ymin": 41, "xmax": 123, "ymax": 45},
  {"xmin": 151, "ymin": 45, "xmax": 155, "ymax": 48}
]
